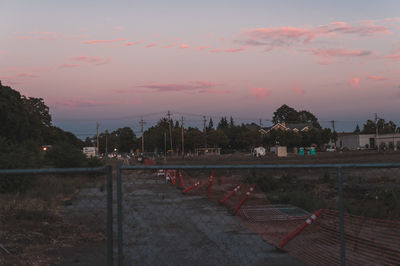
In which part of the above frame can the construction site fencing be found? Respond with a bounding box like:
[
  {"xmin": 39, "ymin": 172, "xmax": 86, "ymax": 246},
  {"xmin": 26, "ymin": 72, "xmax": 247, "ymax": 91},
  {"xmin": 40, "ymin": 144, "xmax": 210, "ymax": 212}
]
[
  {"xmin": 0, "ymin": 166, "xmax": 113, "ymax": 266},
  {"xmin": 117, "ymin": 163, "xmax": 400, "ymax": 266}
]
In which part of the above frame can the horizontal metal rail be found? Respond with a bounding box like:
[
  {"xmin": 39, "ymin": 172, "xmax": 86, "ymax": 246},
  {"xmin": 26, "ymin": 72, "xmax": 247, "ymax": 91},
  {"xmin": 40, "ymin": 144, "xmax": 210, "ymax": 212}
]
[
  {"xmin": 120, "ymin": 162, "xmax": 400, "ymax": 170},
  {"xmin": 0, "ymin": 166, "xmax": 108, "ymax": 175}
]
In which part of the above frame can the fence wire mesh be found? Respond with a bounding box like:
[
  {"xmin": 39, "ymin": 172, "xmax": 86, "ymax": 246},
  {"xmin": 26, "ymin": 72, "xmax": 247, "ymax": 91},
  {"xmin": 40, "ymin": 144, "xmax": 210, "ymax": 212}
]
[
  {"xmin": 0, "ymin": 167, "xmax": 113, "ymax": 266},
  {"xmin": 118, "ymin": 164, "xmax": 400, "ymax": 266}
]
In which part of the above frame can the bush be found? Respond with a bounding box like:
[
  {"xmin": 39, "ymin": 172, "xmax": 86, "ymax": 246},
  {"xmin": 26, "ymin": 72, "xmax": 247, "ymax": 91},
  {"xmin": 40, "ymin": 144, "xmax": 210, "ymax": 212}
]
[
  {"xmin": 0, "ymin": 138, "xmax": 41, "ymax": 193},
  {"xmin": 86, "ymin": 156, "xmax": 104, "ymax": 167},
  {"xmin": 45, "ymin": 142, "xmax": 87, "ymax": 168}
]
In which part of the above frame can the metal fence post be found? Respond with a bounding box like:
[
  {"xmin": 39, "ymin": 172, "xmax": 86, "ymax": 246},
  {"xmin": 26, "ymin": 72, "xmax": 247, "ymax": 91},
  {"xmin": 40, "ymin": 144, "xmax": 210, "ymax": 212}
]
[
  {"xmin": 117, "ymin": 165, "xmax": 123, "ymax": 266},
  {"xmin": 106, "ymin": 165, "xmax": 113, "ymax": 266},
  {"xmin": 337, "ymin": 167, "xmax": 346, "ymax": 266}
]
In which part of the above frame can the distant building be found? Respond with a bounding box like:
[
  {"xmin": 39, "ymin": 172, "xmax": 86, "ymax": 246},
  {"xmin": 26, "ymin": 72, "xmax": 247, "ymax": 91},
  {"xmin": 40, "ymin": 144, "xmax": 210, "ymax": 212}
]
[
  {"xmin": 259, "ymin": 122, "xmax": 312, "ymax": 135},
  {"xmin": 337, "ymin": 133, "xmax": 375, "ymax": 150},
  {"xmin": 83, "ymin": 147, "xmax": 98, "ymax": 157}
]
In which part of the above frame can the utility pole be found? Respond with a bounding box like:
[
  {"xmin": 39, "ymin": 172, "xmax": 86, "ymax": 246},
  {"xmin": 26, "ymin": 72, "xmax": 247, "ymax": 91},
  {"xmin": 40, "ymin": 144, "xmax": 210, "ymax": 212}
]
[
  {"xmin": 105, "ymin": 129, "xmax": 109, "ymax": 159},
  {"xmin": 164, "ymin": 132, "xmax": 167, "ymax": 161},
  {"xmin": 203, "ymin": 116, "xmax": 207, "ymax": 148},
  {"xmin": 140, "ymin": 117, "xmax": 146, "ymax": 153},
  {"xmin": 375, "ymin": 113, "xmax": 379, "ymax": 151},
  {"xmin": 181, "ymin": 116, "xmax": 185, "ymax": 158},
  {"xmin": 167, "ymin": 111, "xmax": 173, "ymax": 152},
  {"xmin": 259, "ymin": 119, "xmax": 263, "ymax": 128},
  {"xmin": 330, "ymin": 120, "xmax": 337, "ymax": 147},
  {"xmin": 96, "ymin": 122, "xmax": 99, "ymax": 156}
]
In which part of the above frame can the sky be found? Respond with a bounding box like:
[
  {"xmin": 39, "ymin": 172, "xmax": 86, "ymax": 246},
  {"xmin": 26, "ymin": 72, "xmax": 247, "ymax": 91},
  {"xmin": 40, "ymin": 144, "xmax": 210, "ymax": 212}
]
[{"xmin": 1, "ymin": 0, "xmax": 399, "ymax": 137}]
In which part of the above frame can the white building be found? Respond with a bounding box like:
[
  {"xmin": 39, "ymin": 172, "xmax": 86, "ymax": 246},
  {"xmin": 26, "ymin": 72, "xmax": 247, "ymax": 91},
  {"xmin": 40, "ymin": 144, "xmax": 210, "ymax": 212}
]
[
  {"xmin": 83, "ymin": 147, "xmax": 98, "ymax": 157},
  {"xmin": 338, "ymin": 134, "xmax": 375, "ymax": 150}
]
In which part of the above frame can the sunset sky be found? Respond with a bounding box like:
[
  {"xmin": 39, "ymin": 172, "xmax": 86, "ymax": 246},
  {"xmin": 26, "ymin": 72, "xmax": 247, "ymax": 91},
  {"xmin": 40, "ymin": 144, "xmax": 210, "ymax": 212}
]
[{"xmin": 1, "ymin": 0, "xmax": 399, "ymax": 137}]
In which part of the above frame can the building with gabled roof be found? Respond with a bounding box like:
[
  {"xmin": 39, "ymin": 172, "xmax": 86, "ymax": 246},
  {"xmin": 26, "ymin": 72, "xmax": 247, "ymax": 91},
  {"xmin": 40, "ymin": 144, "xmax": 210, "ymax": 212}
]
[{"xmin": 259, "ymin": 122, "xmax": 312, "ymax": 135}]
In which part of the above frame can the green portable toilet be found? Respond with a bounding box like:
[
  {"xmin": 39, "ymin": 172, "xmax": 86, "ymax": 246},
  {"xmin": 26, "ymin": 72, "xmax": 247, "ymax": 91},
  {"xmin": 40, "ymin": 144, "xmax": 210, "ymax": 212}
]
[
  {"xmin": 310, "ymin": 147, "xmax": 316, "ymax": 156},
  {"xmin": 299, "ymin": 147, "xmax": 304, "ymax": 156}
]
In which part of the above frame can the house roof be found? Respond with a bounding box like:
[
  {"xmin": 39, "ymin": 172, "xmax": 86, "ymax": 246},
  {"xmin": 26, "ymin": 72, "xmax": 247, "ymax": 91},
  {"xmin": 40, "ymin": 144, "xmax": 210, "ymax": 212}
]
[
  {"xmin": 285, "ymin": 123, "xmax": 312, "ymax": 130},
  {"xmin": 259, "ymin": 122, "xmax": 312, "ymax": 134}
]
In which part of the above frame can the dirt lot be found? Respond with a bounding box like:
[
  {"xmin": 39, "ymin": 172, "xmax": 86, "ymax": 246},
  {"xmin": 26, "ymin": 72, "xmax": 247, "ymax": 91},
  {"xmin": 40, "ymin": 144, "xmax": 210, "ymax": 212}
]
[{"xmin": 121, "ymin": 171, "xmax": 304, "ymax": 266}]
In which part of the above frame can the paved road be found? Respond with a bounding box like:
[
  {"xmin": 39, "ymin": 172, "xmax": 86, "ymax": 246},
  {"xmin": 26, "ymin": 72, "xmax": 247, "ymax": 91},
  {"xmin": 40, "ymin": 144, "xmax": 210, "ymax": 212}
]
[{"xmin": 121, "ymin": 172, "xmax": 304, "ymax": 266}]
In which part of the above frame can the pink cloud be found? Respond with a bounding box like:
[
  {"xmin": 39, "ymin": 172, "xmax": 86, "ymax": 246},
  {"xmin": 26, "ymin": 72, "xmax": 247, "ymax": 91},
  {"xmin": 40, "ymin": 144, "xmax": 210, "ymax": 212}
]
[
  {"xmin": 349, "ymin": 77, "xmax": 360, "ymax": 89},
  {"xmin": 70, "ymin": 56, "xmax": 112, "ymax": 65},
  {"xmin": 307, "ymin": 48, "xmax": 372, "ymax": 64},
  {"xmin": 384, "ymin": 49, "xmax": 400, "ymax": 61},
  {"xmin": 114, "ymin": 26, "xmax": 122, "ymax": 30},
  {"xmin": 82, "ymin": 38, "xmax": 126, "ymax": 44},
  {"xmin": 125, "ymin": 40, "xmax": 144, "ymax": 46},
  {"xmin": 145, "ymin": 42, "xmax": 157, "ymax": 48},
  {"xmin": 367, "ymin": 75, "xmax": 386, "ymax": 81},
  {"xmin": 59, "ymin": 63, "xmax": 80, "ymax": 68},
  {"xmin": 134, "ymin": 80, "xmax": 220, "ymax": 94},
  {"xmin": 251, "ymin": 87, "xmax": 270, "ymax": 98},
  {"xmin": 224, "ymin": 47, "xmax": 247, "ymax": 53},
  {"xmin": 239, "ymin": 27, "xmax": 315, "ymax": 49},
  {"xmin": 310, "ymin": 48, "xmax": 372, "ymax": 57},
  {"xmin": 180, "ymin": 43, "xmax": 190, "ymax": 49},
  {"xmin": 293, "ymin": 85, "xmax": 306, "ymax": 96},
  {"xmin": 317, "ymin": 21, "xmax": 391, "ymax": 37},
  {"xmin": 237, "ymin": 21, "xmax": 391, "ymax": 50},
  {"xmin": 194, "ymin": 46, "xmax": 211, "ymax": 51}
]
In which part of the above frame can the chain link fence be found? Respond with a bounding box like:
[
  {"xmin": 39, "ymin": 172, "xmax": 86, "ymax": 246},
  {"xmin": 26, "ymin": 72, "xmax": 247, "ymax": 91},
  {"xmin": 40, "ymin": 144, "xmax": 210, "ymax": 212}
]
[
  {"xmin": 0, "ymin": 166, "xmax": 113, "ymax": 266},
  {"xmin": 117, "ymin": 163, "xmax": 400, "ymax": 266}
]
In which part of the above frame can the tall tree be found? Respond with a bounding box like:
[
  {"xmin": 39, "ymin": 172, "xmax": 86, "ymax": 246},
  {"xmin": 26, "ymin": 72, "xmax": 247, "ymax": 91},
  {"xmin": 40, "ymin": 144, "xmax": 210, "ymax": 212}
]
[
  {"xmin": 207, "ymin": 118, "xmax": 214, "ymax": 130},
  {"xmin": 272, "ymin": 104, "xmax": 299, "ymax": 124}
]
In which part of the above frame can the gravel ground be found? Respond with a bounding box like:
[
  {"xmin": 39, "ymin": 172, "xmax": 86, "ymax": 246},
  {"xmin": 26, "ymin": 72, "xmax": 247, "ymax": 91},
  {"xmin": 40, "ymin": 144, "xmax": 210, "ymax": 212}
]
[{"xmin": 121, "ymin": 172, "xmax": 304, "ymax": 266}]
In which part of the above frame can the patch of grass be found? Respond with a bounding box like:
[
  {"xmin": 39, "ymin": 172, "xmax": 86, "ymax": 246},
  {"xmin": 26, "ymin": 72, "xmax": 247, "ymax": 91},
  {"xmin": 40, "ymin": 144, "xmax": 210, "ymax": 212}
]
[
  {"xmin": 13, "ymin": 209, "xmax": 58, "ymax": 222},
  {"xmin": 319, "ymin": 171, "xmax": 331, "ymax": 183}
]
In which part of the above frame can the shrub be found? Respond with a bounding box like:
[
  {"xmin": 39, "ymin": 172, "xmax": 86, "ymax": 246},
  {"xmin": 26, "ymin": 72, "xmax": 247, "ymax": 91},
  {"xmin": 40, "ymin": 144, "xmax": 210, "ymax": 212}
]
[
  {"xmin": 0, "ymin": 138, "xmax": 40, "ymax": 193},
  {"xmin": 45, "ymin": 142, "xmax": 87, "ymax": 168}
]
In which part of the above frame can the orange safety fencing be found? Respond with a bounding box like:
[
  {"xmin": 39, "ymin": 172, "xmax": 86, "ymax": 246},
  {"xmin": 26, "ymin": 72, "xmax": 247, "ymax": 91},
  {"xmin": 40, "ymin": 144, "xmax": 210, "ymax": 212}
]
[{"xmin": 162, "ymin": 169, "xmax": 400, "ymax": 265}]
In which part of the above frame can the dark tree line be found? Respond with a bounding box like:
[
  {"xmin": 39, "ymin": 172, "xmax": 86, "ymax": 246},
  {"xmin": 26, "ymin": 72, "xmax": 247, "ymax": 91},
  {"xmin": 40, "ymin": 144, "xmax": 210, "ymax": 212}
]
[
  {"xmin": 0, "ymin": 81, "xmax": 86, "ymax": 169},
  {"xmin": 88, "ymin": 105, "xmax": 334, "ymax": 154},
  {"xmin": 356, "ymin": 119, "xmax": 398, "ymax": 134}
]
